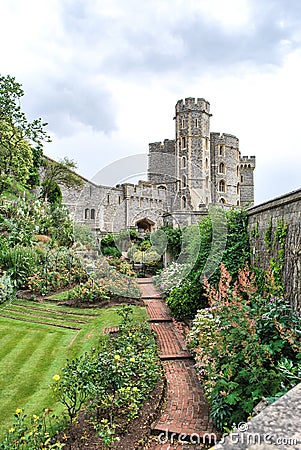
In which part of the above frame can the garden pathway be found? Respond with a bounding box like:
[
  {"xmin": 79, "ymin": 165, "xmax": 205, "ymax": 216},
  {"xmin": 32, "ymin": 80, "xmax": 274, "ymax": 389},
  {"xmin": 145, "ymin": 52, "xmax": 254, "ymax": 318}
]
[{"xmin": 137, "ymin": 278, "xmax": 217, "ymax": 450}]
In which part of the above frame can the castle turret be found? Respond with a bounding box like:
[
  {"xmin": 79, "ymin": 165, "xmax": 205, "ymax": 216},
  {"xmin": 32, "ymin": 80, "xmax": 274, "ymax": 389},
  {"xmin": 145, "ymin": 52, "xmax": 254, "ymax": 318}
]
[
  {"xmin": 210, "ymin": 132, "xmax": 240, "ymax": 207},
  {"xmin": 239, "ymin": 156, "xmax": 256, "ymax": 207},
  {"xmin": 175, "ymin": 97, "xmax": 212, "ymax": 211}
]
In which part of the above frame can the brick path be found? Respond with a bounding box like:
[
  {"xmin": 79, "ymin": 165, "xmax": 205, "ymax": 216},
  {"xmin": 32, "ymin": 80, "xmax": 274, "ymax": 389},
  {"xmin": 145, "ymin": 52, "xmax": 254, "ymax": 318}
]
[{"xmin": 137, "ymin": 279, "xmax": 217, "ymax": 450}]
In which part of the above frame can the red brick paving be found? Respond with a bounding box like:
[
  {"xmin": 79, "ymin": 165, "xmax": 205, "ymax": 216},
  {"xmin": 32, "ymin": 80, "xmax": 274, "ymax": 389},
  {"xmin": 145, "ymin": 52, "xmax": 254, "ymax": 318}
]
[
  {"xmin": 151, "ymin": 322, "xmax": 192, "ymax": 360},
  {"xmin": 137, "ymin": 278, "xmax": 218, "ymax": 450},
  {"xmin": 138, "ymin": 278, "xmax": 162, "ymax": 298},
  {"xmin": 144, "ymin": 299, "xmax": 173, "ymax": 322}
]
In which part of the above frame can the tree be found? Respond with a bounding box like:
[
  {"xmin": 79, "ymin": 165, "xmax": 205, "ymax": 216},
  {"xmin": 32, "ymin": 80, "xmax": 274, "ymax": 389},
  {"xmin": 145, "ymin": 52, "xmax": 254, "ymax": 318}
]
[
  {"xmin": 0, "ymin": 74, "xmax": 50, "ymax": 193},
  {"xmin": 40, "ymin": 156, "xmax": 84, "ymax": 202}
]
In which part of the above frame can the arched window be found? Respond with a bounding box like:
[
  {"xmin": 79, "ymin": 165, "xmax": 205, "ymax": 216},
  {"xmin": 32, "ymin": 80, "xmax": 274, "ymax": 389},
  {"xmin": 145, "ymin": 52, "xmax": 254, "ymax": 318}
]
[
  {"xmin": 90, "ymin": 209, "xmax": 95, "ymax": 220},
  {"xmin": 181, "ymin": 174, "xmax": 187, "ymax": 188},
  {"xmin": 219, "ymin": 180, "xmax": 225, "ymax": 192},
  {"xmin": 219, "ymin": 145, "xmax": 224, "ymax": 156},
  {"xmin": 237, "ymin": 166, "xmax": 239, "ymax": 177},
  {"xmin": 182, "ymin": 156, "xmax": 186, "ymax": 168},
  {"xmin": 84, "ymin": 208, "xmax": 90, "ymax": 219},
  {"xmin": 205, "ymin": 158, "xmax": 209, "ymax": 169},
  {"xmin": 237, "ymin": 200, "xmax": 240, "ymax": 206},
  {"xmin": 237, "ymin": 183, "xmax": 240, "ymax": 195},
  {"xmin": 182, "ymin": 196, "xmax": 187, "ymax": 209},
  {"xmin": 219, "ymin": 198, "xmax": 226, "ymax": 204},
  {"xmin": 107, "ymin": 194, "xmax": 110, "ymax": 205},
  {"xmin": 219, "ymin": 162, "xmax": 225, "ymax": 174},
  {"xmin": 205, "ymin": 176, "xmax": 209, "ymax": 189},
  {"xmin": 181, "ymin": 136, "xmax": 187, "ymax": 148}
]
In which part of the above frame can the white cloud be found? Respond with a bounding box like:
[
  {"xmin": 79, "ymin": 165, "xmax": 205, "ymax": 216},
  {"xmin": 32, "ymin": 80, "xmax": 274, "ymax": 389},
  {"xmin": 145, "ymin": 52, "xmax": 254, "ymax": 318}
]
[{"xmin": 0, "ymin": 0, "xmax": 300, "ymax": 204}]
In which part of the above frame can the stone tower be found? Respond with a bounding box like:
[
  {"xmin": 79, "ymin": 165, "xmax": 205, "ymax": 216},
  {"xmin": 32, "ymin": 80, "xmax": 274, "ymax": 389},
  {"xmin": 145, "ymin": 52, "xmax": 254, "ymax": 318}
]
[
  {"xmin": 174, "ymin": 97, "xmax": 212, "ymax": 211},
  {"xmin": 210, "ymin": 132, "xmax": 241, "ymax": 206},
  {"xmin": 239, "ymin": 156, "xmax": 255, "ymax": 207}
]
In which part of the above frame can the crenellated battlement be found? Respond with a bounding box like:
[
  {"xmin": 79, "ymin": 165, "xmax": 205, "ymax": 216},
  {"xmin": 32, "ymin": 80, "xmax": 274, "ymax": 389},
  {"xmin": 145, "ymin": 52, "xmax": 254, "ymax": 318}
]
[
  {"xmin": 149, "ymin": 139, "xmax": 175, "ymax": 153},
  {"xmin": 240, "ymin": 155, "xmax": 256, "ymax": 168},
  {"xmin": 176, "ymin": 97, "xmax": 210, "ymax": 114}
]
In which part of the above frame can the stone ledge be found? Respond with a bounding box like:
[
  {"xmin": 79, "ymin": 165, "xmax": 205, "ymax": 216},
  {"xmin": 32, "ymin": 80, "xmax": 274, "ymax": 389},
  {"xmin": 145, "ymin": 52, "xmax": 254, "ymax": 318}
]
[{"xmin": 213, "ymin": 383, "xmax": 301, "ymax": 450}]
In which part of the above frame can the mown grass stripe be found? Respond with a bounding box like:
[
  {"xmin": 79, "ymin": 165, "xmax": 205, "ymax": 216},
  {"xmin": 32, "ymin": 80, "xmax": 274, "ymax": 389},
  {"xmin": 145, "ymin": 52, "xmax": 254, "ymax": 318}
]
[
  {"xmin": 10, "ymin": 303, "xmax": 96, "ymax": 320},
  {"xmin": 4, "ymin": 307, "xmax": 89, "ymax": 324},
  {"xmin": 0, "ymin": 313, "xmax": 81, "ymax": 330},
  {"xmin": 15, "ymin": 299, "xmax": 99, "ymax": 316},
  {"xmin": 0, "ymin": 331, "xmax": 68, "ymax": 423}
]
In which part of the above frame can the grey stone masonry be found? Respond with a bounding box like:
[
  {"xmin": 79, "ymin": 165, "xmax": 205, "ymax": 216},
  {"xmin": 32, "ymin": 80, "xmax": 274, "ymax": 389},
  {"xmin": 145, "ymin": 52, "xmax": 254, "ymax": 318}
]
[
  {"xmin": 248, "ymin": 188, "xmax": 301, "ymax": 311},
  {"xmin": 60, "ymin": 96, "xmax": 256, "ymax": 235},
  {"xmin": 213, "ymin": 382, "xmax": 301, "ymax": 450}
]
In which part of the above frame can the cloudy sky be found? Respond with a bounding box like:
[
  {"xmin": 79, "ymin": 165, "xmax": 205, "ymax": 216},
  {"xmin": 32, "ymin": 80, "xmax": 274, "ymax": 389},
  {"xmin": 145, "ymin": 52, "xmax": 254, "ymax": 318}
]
[{"xmin": 1, "ymin": 0, "xmax": 300, "ymax": 204}]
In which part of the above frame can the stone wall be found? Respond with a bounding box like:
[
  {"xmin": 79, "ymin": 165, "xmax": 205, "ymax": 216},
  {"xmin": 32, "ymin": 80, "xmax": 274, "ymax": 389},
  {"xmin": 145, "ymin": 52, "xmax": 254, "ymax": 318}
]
[{"xmin": 248, "ymin": 189, "xmax": 301, "ymax": 311}]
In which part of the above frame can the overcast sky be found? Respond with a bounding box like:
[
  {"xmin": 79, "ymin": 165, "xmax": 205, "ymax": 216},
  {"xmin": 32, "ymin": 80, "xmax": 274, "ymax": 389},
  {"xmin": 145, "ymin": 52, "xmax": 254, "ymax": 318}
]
[{"xmin": 1, "ymin": 0, "xmax": 301, "ymax": 204}]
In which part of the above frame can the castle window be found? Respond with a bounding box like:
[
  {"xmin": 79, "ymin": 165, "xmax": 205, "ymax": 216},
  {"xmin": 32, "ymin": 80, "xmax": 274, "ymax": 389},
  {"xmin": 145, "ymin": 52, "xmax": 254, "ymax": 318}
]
[
  {"xmin": 206, "ymin": 138, "xmax": 209, "ymax": 150},
  {"xmin": 182, "ymin": 196, "xmax": 187, "ymax": 209},
  {"xmin": 84, "ymin": 208, "xmax": 90, "ymax": 219},
  {"xmin": 219, "ymin": 180, "xmax": 225, "ymax": 192},
  {"xmin": 219, "ymin": 145, "xmax": 224, "ymax": 156},
  {"xmin": 181, "ymin": 175, "xmax": 187, "ymax": 188},
  {"xmin": 195, "ymin": 118, "xmax": 198, "ymax": 128},
  {"xmin": 182, "ymin": 156, "xmax": 186, "ymax": 168},
  {"xmin": 237, "ymin": 200, "xmax": 240, "ymax": 206},
  {"xmin": 91, "ymin": 209, "xmax": 95, "ymax": 220},
  {"xmin": 205, "ymin": 158, "xmax": 209, "ymax": 169},
  {"xmin": 220, "ymin": 198, "xmax": 226, "ymax": 204},
  {"xmin": 240, "ymin": 175, "xmax": 244, "ymax": 183},
  {"xmin": 237, "ymin": 166, "xmax": 239, "ymax": 177},
  {"xmin": 219, "ymin": 162, "xmax": 225, "ymax": 174},
  {"xmin": 89, "ymin": 186, "xmax": 92, "ymax": 197},
  {"xmin": 119, "ymin": 196, "xmax": 121, "ymax": 204},
  {"xmin": 181, "ymin": 119, "xmax": 186, "ymax": 129},
  {"xmin": 107, "ymin": 194, "xmax": 110, "ymax": 205},
  {"xmin": 181, "ymin": 136, "xmax": 187, "ymax": 148},
  {"xmin": 206, "ymin": 176, "xmax": 209, "ymax": 189},
  {"xmin": 237, "ymin": 183, "xmax": 240, "ymax": 195}
]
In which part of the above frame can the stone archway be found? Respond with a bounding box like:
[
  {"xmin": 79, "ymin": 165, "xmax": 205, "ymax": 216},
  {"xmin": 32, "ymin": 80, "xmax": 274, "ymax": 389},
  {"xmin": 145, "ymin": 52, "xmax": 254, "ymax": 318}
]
[{"xmin": 136, "ymin": 217, "xmax": 155, "ymax": 233}]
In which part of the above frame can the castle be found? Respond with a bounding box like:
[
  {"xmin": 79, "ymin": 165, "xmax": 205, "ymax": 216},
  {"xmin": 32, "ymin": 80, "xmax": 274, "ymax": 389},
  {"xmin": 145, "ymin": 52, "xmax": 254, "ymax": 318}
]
[{"xmin": 61, "ymin": 97, "xmax": 255, "ymax": 234}]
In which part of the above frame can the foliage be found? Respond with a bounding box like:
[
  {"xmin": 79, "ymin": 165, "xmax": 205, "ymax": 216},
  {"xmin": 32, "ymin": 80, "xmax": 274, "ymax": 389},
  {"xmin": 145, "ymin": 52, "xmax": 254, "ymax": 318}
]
[
  {"xmin": 153, "ymin": 262, "xmax": 191, "ymax": 293},
  {"xmin": 40, "ymin": 157, "xmax": 84, "ymax": 202},
  {"xmin": 0, "ymin": 272, "xmax": 14, "ymax": 304},
  {"xmin": 0, "ymin": 408, "xmax": 65, "ymax": 450},
  {"xmin": 0, "ymin": 74, "xmax": 50, "ymax": 194},
  {"xmin": 67, "ymin": 259, "xmax": 141, "ymax": 302},
  {"xmin": 68, "ymin": 279, "xmax": 110, "ymax": 304},
  {"xmin": 162, "ymin": 208, "xmax": 250, "ymax": 319},
  {"xmin": 106, "ymin": 257, "xmax": 136, "ymax": 277},
  {"xmin": 187, "ymin": 264, "xmax": 301, "ymax": 431},
  {"xmin": 73, "ymin": 224, "xmax": 98, "ymax": 250},
  {"xmin": 0, "ymin": 245, "xmax": 38, "ymax": 288},
  {"xmin": 52, "ymin": 306, "xmax": 160, "ymax": 444},
  {"xmin": 159, "ymin": 225, "xmax": 182, "ymax": 258},
  {"xmin": 28, "ymin": 248, "xmax": 87, "ymax": 295},
  {"xmin": 100, "ymin": 233, "xmax": 122, "ymax": 257}
]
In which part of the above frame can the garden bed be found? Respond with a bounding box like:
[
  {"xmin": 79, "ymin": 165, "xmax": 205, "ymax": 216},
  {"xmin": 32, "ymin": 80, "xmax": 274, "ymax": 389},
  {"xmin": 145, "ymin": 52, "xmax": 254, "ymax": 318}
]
[{"xmin": 54, "ymin": 377, "xmax": 166, "ymax": 449}]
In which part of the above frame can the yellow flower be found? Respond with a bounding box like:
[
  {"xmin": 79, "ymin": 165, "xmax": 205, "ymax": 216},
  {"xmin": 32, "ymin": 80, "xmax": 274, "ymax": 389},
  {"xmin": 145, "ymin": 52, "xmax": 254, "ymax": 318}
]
[
  {"xmin": 9, "ymin": 428, "xmax": 15, "ymax": 433},
  {"xmin": 130, "ymin": 357, "xmax": 135, "ymax": 363},
  {"xmin": 21, "ymin": 436, "xmax": 26, "ymax": 441},
  {"xmin": 114, "ymin": 355, "xmax": 120, "ymax": 361},
  {"xmin": 15, "ymin": 408, "xmax": 22, "ymax": 415},
  {"xmin": 52, "ymin": 374, "xmax": 60, "ymax": 381},
  {"xmin": 133, "ymin": 387, "xmax": 138, "ymax": 392},
  {"xmin": 126, "ymin": 386, "xmax": 131, "ymax": 391}
]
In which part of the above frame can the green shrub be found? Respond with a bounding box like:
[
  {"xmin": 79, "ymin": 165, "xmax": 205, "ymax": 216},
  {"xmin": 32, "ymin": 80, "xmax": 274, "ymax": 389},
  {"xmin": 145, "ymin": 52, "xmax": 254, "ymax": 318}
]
[
  {"xmin": 0, "ymin": 272, "xmax": 14, "ymax": 304},
  {"xmin": 187, "ymin": 264, "xmax": 301, "ymax": 431},
  {"xmin": 0, "ymin": 245, "xmax": 38, "ymax": 288},
  {"xmin": 52, "ymin": 307, "xmax": 160, "ymax": 443}
]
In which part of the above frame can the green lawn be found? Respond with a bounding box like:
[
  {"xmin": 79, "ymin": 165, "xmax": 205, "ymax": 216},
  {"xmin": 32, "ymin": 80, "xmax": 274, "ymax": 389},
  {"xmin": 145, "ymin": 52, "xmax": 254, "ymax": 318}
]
[{"xmin": 0, "ymin": 299, "xmax": 148, "ymax": 435}]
